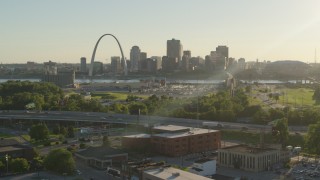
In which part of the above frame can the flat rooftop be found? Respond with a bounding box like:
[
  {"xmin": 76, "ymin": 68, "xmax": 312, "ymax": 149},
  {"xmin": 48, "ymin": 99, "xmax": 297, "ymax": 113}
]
[
  {"xmin": 123, "ymin": 133, "xmax": 151, "ymax": 138},
  {"xmin": 153, "ymin": 128, "xmax": 218, "ymax": 138},
  {"xmin": 152, "ymin": 125, "xmax": 191, "ymax": 132},
  {"xmin": 144, "ymin": 167, "xmax": 213, "ymax": 180},
  {"xmin": 220, "ymin": 144, "xmax": 276, "ymax": 154},
  {"xmin": 76, "ymin": 146, "xmax": 127, "ymax": 160}
]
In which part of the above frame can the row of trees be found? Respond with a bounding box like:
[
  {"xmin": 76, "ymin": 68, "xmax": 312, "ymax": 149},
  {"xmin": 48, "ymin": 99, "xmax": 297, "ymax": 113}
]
[
  {"xmin": 171, "ymin": 89, "xmax": 249, "ymax": 122},
  {"xmin": 0, "ymin": 81, "xmax": 63, "ymax": 110},
  {"xmin": 0, "ymin": 81, "xmax": 107, "ymax": 112},
  {"xmin": 0, "ymin": 148, "xmax": 75, "ymax": 175},
  {"xmin": 253, "ymin": 106, "xmax": 320, "ymax": 125},
  {"xmin": 29, "ymin": 123, "xmax": 75, "ymax": 142},
  {"xmin": 106, "ymin": 94, "xmax": 175, "ymax": 116},
  {"xmin": 0, "ymin": 157, "xmax": 30, "ymax": 174}
]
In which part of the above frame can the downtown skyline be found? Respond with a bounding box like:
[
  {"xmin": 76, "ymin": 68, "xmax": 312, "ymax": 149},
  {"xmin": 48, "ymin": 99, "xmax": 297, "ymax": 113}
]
[{"xmin": 0, "ymin": 0, "xmax": 320, "ymax": 64}]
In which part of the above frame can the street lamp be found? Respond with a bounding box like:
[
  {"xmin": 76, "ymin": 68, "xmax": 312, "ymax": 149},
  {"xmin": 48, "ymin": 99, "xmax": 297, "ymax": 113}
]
[
  {"xmin": 5, "ymin": 154, "xmax": 8, "ymax": 174},
  {"xmin": 63, "ymin": 173, "xmax": 67, "ymax": 180}
]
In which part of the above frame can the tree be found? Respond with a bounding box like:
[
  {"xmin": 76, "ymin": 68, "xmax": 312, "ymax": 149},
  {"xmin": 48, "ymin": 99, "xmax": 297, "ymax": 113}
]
[
  {"xmin": 218, "ymin": 110, "xmax": 236, "ymax": 122},
  {"xmin": 44, "ymin": 148, "xmax": 75, "ymax": 174},
  {"xmin": 52, "ymin": 124, "xmax": 60, "ymax": 135},
  {"xmin": 126, "ymin": 95, "xmax": 140, "ymax": 102},
  {"xmin": 0, "ymin": 81, "xmax": 63, "ymax": 110},
  {"xmin": 245, "ymin": 86, "xmax": 252, "ymax": 93},
  {"xmin": 10, "ymin": 158, "xmax": 29, "ymax": 173},
  {"xmin": 102, "ymin": 136, "xmax": 110, "ymax": 147},
  {"xmin": 67, "ymin": 126, "xmax": 74, "ymax": 138},
  {"xmin": 31, "ymin": 156, "xmax": 44, "ymax": 171},
  {"xmin": 313, "ymin": 86, "xmax": 320, "ymax": 104},
  {"xmin": 273, "ymin": 118, "xmax": 289, "ymax": 148},
  {"xmin": 0, "ymin": 160, "xmax": 5, "ymax": 172},
  {"xmin": 128, "ymin": 102, "xmax": 148, "ymax": 115},
  {"xmin": 111, "ymin": 103, "xmax": 129, "ymax": 114},
  {"xmin": 305, "ymin": 122, "xmax": 320, "ymax": 154},
  {"xmin": 29, "ymin": 124, "xmax": 49, "ymax": 141},
  {"xmin": 60, "ymin": 126, "xmax": 67, "ymax": 136},
  {"xmin": 253, "ymin": 109, "xmax": 269, "ymax": 124},
  {"xmin": 269, "ymin": 108, "xmax": 285, "ymax": 120},
  {"xmin": 273, "ymin": 94, "xmax": 280, "ymax": 103}
]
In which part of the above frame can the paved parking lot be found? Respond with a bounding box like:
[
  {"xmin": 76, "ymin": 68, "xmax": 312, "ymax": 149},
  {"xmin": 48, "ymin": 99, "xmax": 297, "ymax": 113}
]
[{"xmin": 289, "ymin": 160, "xmax": 320, "ymax": 180}]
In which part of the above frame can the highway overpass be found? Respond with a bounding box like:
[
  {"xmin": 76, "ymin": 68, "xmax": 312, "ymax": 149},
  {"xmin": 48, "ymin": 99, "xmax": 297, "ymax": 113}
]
[{"xmin": 0, "ymin": 110, "xmax": 307, "ymax": 132}]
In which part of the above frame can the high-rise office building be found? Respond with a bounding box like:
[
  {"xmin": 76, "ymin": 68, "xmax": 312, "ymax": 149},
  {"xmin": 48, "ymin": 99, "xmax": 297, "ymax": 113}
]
[
  {"xmin": 140, "ymin": 52, "xmax": 147, "ymax": 61},
  {"xmin": 162, "ymin": 56, "xmax": 177, "ymax": 72},
  {"xmin": 216, "ymin": 46, "xmax": 229, "ymax": 68},
  {"xmin": 238, "ymin": 58, "xmax": 246, "ymax": 70},
  {"xmin": 111, "ymin": 56, "xmax": 121, "ymax": 74},
  {"xmin": 182, "ymin": 50, "xmax": 191, "ymax": 72},
  {"xmin": 216, "ymin": 46, "xmax": 229, "ymax": 59},
  {"xmin": 167, "ymin": 38, "xmax": 183, "ymax": 65},
  {"xmin": 139, "ymin": 52, "xmax": 147, "ymax": 71},
  {"xmin": 130, "ymin": 46, "xmax": 141, "ymax": 72},
  {"xmin": 80, "ymin": 57, "xmax": 87, "ymax": 73},
  {"xmin": 183, "ymin": 50, "xmax": 191, "ymax": 57},
  {"xmin": 150, "ymin": 56, "xmax": 162, "ymax": 71}
]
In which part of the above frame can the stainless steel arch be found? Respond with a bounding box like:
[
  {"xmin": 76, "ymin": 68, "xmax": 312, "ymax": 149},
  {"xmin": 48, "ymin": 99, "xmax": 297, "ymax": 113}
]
[{"xmin": 89, "ymin": 34, "xmax": 127, "ymax": 76}]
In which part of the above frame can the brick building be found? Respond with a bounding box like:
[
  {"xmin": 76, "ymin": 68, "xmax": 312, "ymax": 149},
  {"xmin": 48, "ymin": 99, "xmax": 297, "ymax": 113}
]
[{"xmin": 122, "ymin": 125, "xmax": 221, "ymax": 157}]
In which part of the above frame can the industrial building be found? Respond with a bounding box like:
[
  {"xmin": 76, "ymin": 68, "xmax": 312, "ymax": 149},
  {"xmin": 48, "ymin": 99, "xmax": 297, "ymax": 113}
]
[
  {"xmin": 218, "ymin": 144, "xmax": 289, "ymax": 172},
  {"xmin": 122, "ymin": 125, "xmax": 221, "ymax": 157}
]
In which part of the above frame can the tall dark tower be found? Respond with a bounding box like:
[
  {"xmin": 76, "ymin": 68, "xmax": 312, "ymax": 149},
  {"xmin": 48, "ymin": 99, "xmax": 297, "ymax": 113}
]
[
  {"xmin": 80, "ymin": 57, "xmax": 87, "ymax": 73},
  {"xmin": 167, "ymin": 38, "xmax": 183, "ymax": 64}
]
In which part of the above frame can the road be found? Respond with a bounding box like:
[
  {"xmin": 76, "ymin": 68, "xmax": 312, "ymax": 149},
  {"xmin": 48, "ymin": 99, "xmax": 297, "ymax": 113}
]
[{"xmin": 0, "ymin": 110, "xmax": 308, "ymax": 132}]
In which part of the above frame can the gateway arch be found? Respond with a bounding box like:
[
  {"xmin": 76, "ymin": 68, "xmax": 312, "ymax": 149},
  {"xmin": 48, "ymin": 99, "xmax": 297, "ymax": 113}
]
[{"xmin": 89, "ymin": 34, "xmax": 127, "ymax": 76}]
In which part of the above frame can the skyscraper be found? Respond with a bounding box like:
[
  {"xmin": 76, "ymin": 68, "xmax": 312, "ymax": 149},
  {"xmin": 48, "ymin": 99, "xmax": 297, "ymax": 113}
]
[
  {"xmin": 130, "ymin": 46, "xmax": 141, "ymax": 72},
  {"xmin": 216, "ymin": 46, "xmax": 229, "ymax": 59},
  {"xmin": 216, "ymin": 46, "xmax": 229, "ymax": 68},
  {"xmin": 167, "ymin": 38, "xmax": 183, "ymax": 65},
  {"xmin": 139, "ymin": 52, "xmax": 147, "ymax": 71},
  {"xmin": 182, "ymin": 50, "xmax": 191, "ymax": 71},
  {"xmin": 111, "ymin": 56, "xmax": 121, "ymax": 74},
  {"xmin": 80, "ymin": 57, "xmax": 87, "ymax": 73},
  {"xmin": 150, "ymin": 56, "xmax": 162, "ymax": 71}
]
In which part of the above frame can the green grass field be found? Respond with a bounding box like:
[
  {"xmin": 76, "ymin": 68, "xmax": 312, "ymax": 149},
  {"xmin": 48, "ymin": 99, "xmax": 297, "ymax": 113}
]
[
  {"xmin": 278, "ymin": 88, "xmax": 315, "ymax": 107},
  {"xmin": 91, "ymin": 92, "xmax": 148, "ymax": 101}
]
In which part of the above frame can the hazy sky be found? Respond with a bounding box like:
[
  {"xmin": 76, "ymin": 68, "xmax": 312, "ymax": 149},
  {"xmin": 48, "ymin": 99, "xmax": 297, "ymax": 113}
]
[{"xmin": 0, "ymin": 0, "xmax": 320, "ymax": 64}]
